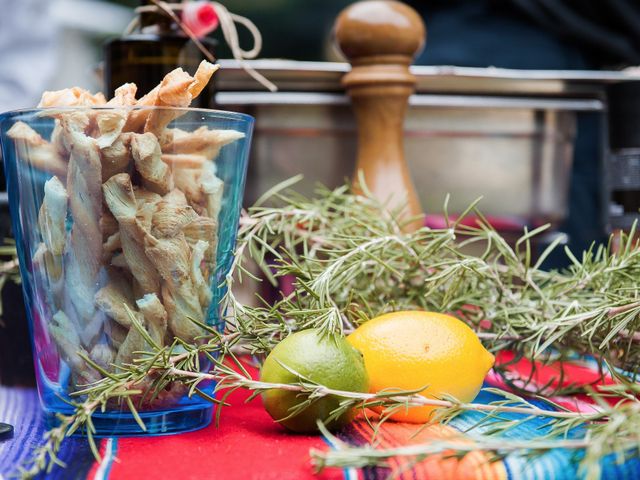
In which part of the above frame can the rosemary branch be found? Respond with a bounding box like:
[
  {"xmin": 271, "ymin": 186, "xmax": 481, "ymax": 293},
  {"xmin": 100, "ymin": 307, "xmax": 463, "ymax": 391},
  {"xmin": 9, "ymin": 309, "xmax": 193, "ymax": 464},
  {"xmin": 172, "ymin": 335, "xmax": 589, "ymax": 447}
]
[
  {"xmin": 311, "ymin": 422, "xmax": 640, "ymax": 480},
  {"xmin": 14, "ymin": 181, "xmax": 640, "ymax": 478}
]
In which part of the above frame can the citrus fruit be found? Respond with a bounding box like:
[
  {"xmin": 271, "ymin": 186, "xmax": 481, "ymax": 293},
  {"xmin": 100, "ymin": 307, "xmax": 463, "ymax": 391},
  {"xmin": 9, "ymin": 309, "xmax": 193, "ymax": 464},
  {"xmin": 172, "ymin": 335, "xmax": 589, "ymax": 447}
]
[
  {"xmin": 260, "ymin": 328, "xmax": 369, "ymax": 433},
  {"xmin": 347, "ymin": 311, "xmax": 494, "ymax": 423}
]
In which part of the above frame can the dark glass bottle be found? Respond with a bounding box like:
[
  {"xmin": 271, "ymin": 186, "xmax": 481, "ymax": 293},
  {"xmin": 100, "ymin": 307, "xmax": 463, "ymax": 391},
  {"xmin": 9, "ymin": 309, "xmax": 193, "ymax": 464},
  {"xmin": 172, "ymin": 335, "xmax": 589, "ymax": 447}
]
[{"xmin": 104, "ymin": 0, "xmax": 217, "ymax": 107}]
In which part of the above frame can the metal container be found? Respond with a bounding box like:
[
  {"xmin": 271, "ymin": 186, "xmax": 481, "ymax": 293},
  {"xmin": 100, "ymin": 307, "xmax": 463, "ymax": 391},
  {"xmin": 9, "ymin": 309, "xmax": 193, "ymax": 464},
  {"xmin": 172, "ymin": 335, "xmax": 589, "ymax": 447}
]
[{"xmin": 216, "ymin": 60, "xmax": 640, "ymax": 225}]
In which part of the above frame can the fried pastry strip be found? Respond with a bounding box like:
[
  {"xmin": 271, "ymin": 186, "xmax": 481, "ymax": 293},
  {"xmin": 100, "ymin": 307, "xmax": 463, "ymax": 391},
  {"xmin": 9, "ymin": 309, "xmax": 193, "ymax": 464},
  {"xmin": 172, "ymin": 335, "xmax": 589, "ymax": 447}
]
[
  {"xmin": 162, "ymin": 126, "xmax": 244, "ymax": 160},
  {"xmin": 151, "ymin": 199, "xmax": 199, "ymax": 238},
  {"xmin": 106, "ymin": 83, "xmax": 138, "ymax": 107},
  {"xmin": 144, "ymin": 235, "xmax": 205, "ymax": 342},
  {"xmin": 38, "ymin": 176, "xmax": 68, "ymax": 255},
  {"xmin": 38, "ymin": 87, "xmax": 106, "ymax": 108},
  {"xmin": 6, "ymin": 122, "xmax": 67, "ymax": 178},
  {"xmin": 95, "ymin": 110, "xmax": 127, "ymax": 149},
  {"xmin": 191, "ymin": 240, "xmax": 212, "ymax": 308},
  {"xmin": 188, "ymin": 61, "xmax": 219, "ymax": 98},
  {"xmin": 130, "ymin": 132, "xmax": 173, "ymax": 194},
  {"xmin": 161, "ymin": 153, "xmax": 207, "ymax": 169},
  {"xmin": 183, "ymin": 216, "xmax": 217, "ymax": 267},
  {"xmin": 199, "ymin": 162, "xmax": 225, "ymax": 220},
  {"xmin": 61, "ymin": 117, "xmax": 104, "ymax": 345},
  {"xmin": 33, "ymin": 243, "xmax": 64, "ymax": 310},
  {"xmin": 94, "ymin": 269, "xmax": 137, "ymax": 328},
  {"xmin": 49, "ymin": 311, "xmax": 100, "ymax": 385},
  {"xmin": 104, "ymin": 318, "xmax": 128, "ymax": 349},
  {"xmin": 136, "ymin": 293, "xmax": 168, "ymax": 347},
  {"xmin": 124, "ymin": 61, "xmax": 217, "ymax": 134},
  {"xmin": 103, "ymin": 173, "xmax": 161, "ymax": 295},
  {"xmin": 143, "ymin": 69, "xmax": 195, "ymax": 136},
  {"xmin": 101, "ymin": 132, "xmax": 132, "ymax": 181},
  {"xmin": 90, "ymin": 343, "xmax": 116, "ymax": 372},
  {"xmin": 114, "ymin": 312, "xmax": 149, "ymax": 366}
]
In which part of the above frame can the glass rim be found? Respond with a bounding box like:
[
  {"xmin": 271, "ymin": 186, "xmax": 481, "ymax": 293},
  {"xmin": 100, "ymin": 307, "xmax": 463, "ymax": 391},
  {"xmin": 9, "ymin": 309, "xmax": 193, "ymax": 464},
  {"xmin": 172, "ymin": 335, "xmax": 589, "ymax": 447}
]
[{"xmin": 0, "ymin": 106, "xmax": 255, "ymax": 126}]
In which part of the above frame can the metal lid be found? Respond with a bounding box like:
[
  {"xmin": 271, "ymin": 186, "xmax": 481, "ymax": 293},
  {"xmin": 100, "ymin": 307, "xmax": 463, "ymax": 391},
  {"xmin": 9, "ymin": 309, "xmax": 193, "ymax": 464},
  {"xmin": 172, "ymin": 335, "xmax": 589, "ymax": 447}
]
[{"xmin": 216, "ymin": 59, "xmax": 640, "ymax": 97}]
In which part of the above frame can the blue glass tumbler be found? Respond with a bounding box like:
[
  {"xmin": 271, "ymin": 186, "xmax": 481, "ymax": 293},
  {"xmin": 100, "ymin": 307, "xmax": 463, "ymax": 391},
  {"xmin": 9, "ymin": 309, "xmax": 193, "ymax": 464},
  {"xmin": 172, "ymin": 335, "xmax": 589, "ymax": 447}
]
[{"xmin": 0, "ymin": 107, "xmax": 253, "ymax": 436}]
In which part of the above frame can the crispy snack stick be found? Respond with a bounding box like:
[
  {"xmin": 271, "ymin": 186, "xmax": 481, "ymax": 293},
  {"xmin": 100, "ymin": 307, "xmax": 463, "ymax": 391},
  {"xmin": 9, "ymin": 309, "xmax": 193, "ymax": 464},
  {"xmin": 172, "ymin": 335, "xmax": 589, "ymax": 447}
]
[
  {"xmin": 188, "ymin": 61, "xmax": 219, "ymax": 98},
  {"xmin": 161, "ymin": 126, "xmax": 244, "ymax": 160},
  {"xmin": 101, "ymin": 132, "xmax": 132, "ymax": 182},
  {"xmin": 133, "ymin": 187, "xmax": 163, "ymax": 208},
  {"xmin": 114, "ymin": 314, "xmax": 150, "ymax": 366},
  {"xmin": 151, "ymin": 198, "xmax": 199, "ymax": 238},
  {"xmin": 143, "ymin": 69, "xmax": 194, "ymax": 137},
  {"xmin": 33, "ymin": 244, "xmax": 64, "ymax": 310},
  {"xmin": 172, "ymin": 167, "xmax": 202, "ymax": 206},
  {"xmin": 26, "ymin": 60, "xmax": 234, "ymax": 403},
  {"xmin": 131, "ymin": 132, "xmax": 173, "ymax": 194},
  {"xmin": 89, "ymin": 343, "xmax": 116, "ymax": 372},
  {"xmin": 169, "ymin": 162, "xmax": 224, "ymax": 219},
  {"xmin": 102, "ymin": 232, "xmax": 121, "ymax": 262},
  {"xmin": 199, "ymin": 162, "xmax": 224, "ymax": 220},
  {"xmin": 191, "ymin": 240, "xmax": 213, "ymax": 308},
  {"xmin": 38, "ymin": 87, "xmax": 106, "ymax": 108},
  {"xmin": 35, "ymin": 176, "xmax": 68, "ymax": 309},
  {"xmin": 94, "ymin": 84, "xmax": 138, "ymax": 149},
  {"xmin": 103, "ymin": 173, "xmax": 161, "ymax": 295},
  {"xmin": 123, "ymin": 68, "xmax": 190, "ymax": 133},
  {"xmin": 183, "ymin": 216, "xmax": 217, "ymax": 267},
  {"xmin": 49, "ymin": 311, "xmax": 100, "ymax": 385},
  {"xmin": 124, "ymin": 61, "xmax": 217, "ymax": 134},
  {"xmin": 163, "ymin": 188, "xmax": 188, "ymax": 206},
  {"xmin": 106, "ymin": 83, "xmax": 137, "ymax": 107},
  {"xmin": 60, "ymin": 115, "xmax": 104, "ymax": 346},
  {"xmin": 95, "ymin": 110, "xmax": 127, "ymax": 149},
  {"xmin": 6, "ymin": 122, "xmax": 68, "ymax": 178},
  {"xmin": 101, "ymin": 211, "xmax": 119, "ymax": 240},
  {"xmin": 104, "ymin": 318, "xmax": 128, "ymax": 350},
  {"xmin": 161, "ymin": 153, "xmax": 207, "ymax": 169},
  {"xmin": 122, "ymin": 86, "xmax": 161, "ymax": 133},
  {"xmin": 94, "ymin": 269, "xmax": 137, "ymax": 328},
  {"xmin": 144, "ymin": 235, "xmax": 205, "ymax": 342},
  {"xmin": 38, "ymin": 176, "xmax": 68, "ymax": 255},
  {"xmin": 50, "ymin": 122, "xmax": 69, "ymax": 159},
  {"xmin": 144, "ymin": 61, "xmax": 218, "ymax": 136},
  {"xmin": 136, "ymin": 293, "xmax": 168, "ymax": 347}
]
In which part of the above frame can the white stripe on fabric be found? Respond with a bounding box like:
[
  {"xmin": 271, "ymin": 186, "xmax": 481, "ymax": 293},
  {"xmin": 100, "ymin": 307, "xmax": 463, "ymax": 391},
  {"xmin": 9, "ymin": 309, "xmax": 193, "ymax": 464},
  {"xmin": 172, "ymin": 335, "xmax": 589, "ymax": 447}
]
[
  {"xmin": 322, "ymin": 434, "xmax": 358, "ymax": 480},
  {"xmin": 93, "ymin": 438, "xmax": 116, "ymax": 480}
]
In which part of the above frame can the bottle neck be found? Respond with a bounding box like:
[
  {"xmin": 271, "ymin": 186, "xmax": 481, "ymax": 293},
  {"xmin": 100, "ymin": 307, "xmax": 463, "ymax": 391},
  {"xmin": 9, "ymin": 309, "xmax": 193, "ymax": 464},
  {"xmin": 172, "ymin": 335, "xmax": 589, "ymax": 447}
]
[{"xmin": 139, "ymin": 0, "xmax": 183, "ymax": 35}]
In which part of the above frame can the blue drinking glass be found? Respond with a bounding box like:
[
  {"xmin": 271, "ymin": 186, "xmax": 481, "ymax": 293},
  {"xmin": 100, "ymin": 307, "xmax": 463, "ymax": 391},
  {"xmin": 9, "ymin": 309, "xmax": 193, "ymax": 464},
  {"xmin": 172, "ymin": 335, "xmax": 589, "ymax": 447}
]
[{"xmin": 0, "ymin": 107, "xmax": 253, "ymax": 436}]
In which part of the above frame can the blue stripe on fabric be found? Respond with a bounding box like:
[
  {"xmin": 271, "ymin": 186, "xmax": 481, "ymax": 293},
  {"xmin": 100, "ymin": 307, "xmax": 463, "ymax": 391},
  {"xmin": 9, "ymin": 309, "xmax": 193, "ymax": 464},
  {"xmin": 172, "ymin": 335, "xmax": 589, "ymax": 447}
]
[
  {"xmin": 0, "ymin": 386, "xmax": 98, "ymax": 479},
  {"xmin": 322, "ymin": 435, "xmax": 358, "ymax": 480}
]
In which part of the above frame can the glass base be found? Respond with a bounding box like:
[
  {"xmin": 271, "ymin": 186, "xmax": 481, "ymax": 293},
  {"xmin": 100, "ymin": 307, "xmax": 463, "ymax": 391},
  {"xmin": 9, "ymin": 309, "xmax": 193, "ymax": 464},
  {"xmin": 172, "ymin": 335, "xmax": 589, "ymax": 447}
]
[{"xmin": 45, "ymin": 404, "xmax": 213, "ymax": 437}]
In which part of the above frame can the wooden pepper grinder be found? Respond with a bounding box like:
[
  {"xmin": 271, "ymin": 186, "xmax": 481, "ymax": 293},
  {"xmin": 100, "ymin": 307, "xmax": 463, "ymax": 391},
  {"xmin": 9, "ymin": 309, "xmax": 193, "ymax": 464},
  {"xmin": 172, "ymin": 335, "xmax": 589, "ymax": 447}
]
[{"xmin": 335, "ymin": 0, "xmax": 426, "ymax": 231}]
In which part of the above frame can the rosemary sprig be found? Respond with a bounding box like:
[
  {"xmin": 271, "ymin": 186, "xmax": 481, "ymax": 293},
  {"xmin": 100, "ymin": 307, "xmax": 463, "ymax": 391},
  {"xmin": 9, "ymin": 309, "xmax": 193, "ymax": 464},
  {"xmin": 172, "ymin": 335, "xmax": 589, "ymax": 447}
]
[
  {"xmin": 311, "ymin": 419, "xmax": 640, "ymax": 480},
  {"xmin": 230, "ymin": 185, "xmax": 640, "ymax": 389},
  {"xmin": 17, "ymin": 320, "xmax": 236, "ymax": 479},
  {"xmin": 14, "ymin": 180, "xmax": 640, "ymax": 478}
]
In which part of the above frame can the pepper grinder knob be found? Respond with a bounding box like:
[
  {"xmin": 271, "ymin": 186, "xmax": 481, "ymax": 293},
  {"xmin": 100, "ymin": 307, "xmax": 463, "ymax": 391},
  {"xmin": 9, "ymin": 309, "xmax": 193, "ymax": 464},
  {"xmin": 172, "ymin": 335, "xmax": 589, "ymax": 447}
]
[{"xmin": 335, "ymin": 0, "xmax": 426, "ymax": 231}]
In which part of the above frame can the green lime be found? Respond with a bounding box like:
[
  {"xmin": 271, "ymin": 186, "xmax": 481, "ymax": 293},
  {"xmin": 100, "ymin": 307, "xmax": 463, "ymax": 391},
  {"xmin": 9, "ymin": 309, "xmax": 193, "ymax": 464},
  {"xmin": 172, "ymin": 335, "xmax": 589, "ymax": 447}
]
[{"xmin": 260, "ymin": 328, "xmax": 369, "ymax": 433}]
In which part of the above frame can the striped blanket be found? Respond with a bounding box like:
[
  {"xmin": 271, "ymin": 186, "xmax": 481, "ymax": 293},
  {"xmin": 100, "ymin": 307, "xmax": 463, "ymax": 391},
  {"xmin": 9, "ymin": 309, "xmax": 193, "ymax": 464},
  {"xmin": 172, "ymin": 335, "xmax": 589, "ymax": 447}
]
[{"xmin": 1, "ymin": 355, "xmax": 638, "ymax": 480}]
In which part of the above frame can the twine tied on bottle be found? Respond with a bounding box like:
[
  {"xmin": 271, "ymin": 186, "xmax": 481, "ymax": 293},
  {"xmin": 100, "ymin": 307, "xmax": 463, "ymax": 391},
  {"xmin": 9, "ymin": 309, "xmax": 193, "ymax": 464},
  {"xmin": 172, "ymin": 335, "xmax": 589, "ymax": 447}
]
[{"xmin": 126, "ymin": 0, "xmax": 277, "ymax": 92}]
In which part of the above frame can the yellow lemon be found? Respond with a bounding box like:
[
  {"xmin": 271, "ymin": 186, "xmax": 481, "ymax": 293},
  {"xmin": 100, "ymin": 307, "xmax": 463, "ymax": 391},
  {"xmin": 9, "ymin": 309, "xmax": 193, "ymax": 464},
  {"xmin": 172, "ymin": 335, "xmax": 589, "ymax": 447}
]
[{"xmin": 347, "ymin": 311, "xmax": 494, "ymax": 423}]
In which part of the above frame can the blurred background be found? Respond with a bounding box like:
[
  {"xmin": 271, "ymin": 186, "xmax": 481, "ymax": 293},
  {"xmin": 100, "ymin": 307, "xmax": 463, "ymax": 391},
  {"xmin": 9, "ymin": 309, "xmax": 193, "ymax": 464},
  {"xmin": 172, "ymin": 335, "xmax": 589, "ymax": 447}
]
[
  {"xmin": 2, "ymin": 0, "xmax": 640, "ymax": 385},
  {"xmin": 4, "ymin": 0, "xmax": 640, "ymax": 107}
]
